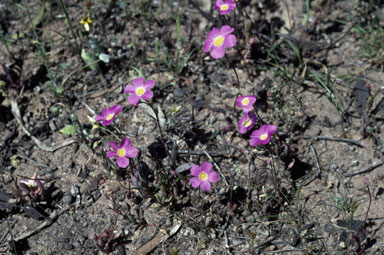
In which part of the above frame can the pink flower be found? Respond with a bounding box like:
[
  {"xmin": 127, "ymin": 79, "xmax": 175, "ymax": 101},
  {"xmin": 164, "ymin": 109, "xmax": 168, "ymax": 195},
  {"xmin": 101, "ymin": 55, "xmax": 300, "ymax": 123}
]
[
  {"xmin": 250, "ymin": 124, "xmax": 277, "ymax": 147},
  {"xmin": 236, "ymin": 95, "xmax": 256, "ymax": 112},
  {"xmin": 238, "ymin": 112, "xmax": 256, "ymax": 134},
  {"xmin": 214, "ymin": 0, "xmax": 236, "ymax": 15},
  {"xmin": 19, "ymin": 172, "xmax": 45, "ymax": 196},
  {"xmin": 203, "ymin": 25, "xmax": 237, "ymax": 59},
  {"xmin": 124, "ymin": 77, "xmax": 155, "ymax": 105},
  {"xmin": 107, "ymin": 138, "xmax": 138, "ymax": 168},
  {"xmin": 189, "ymin": 162, "xmax": 218, "ymax": 191},
  {"xmin": 95, "ymin": 105, "xmax": 122, "ymax": 126}
]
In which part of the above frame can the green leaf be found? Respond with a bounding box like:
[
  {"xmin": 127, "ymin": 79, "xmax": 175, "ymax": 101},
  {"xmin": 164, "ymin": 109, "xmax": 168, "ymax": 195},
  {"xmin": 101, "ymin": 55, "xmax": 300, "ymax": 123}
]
[
  {"xmin": 60, "ymin": 125, "xmax": 76, "ymax": 135},
  {"xmin": 81, "ymin": 49, "xmax": 101, "ymax": 72}
]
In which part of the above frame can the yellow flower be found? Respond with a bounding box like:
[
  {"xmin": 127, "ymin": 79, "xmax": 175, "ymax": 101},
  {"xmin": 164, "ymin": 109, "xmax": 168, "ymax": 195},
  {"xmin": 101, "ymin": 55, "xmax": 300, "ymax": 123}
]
[{"xmin": 80, "ymin": 16, "xmax": 92, "ymax": 31}]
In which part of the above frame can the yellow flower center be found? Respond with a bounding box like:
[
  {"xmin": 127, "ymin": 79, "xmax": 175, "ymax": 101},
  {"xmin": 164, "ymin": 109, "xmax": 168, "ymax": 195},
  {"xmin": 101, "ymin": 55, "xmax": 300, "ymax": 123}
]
[
  {"xmin": 136, "ymin": 87, "xmax": 145, "ymax": 96},
  {"xmin": 242, "ymin": 98, "xmax": 249, "ymax": 106},
  {"xmin": 199, "ymin": 172, "xmax": 208, "ymax": 181},
  {"xmin": 117, "ymin": 149, "xmax": 126, "ymax": 157},
  {"xmin": 106, "ymin": 114, "xmax": 114, "ymax": 121},
  {"xmin": 260, "ymin": 133, "xmax": 268, "ymax": 140},
  {"xmin": 221, "ymin": 4, "xmax": 229, "ymax": 11},
  {"xmin": 213, "ymin": 36, "xmax": 224, "ymax": 47},
  {"xmin": 244, "ymin": 118, "xmax": 252, "ymax": 127}
]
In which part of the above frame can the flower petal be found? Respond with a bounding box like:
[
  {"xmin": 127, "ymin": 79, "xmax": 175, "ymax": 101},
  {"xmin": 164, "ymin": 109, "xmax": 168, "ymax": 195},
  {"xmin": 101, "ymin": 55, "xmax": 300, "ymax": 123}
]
[
  {"xmin": 128, "ymin": 94, "xmax": 140, "ymax": 105},
  {"xmin": 211, "ymin": 46, "xmax": 225, "ymax": 59},
  {"xmin": 258, "ymin": 124, "xmax": 269, "ymax": 134},
  {"xmin": 117, "ymin": 157, "xmax": 129, "ymax": 168},
  {"xmin": 109, "ymin": 142, "xmax": 119, "ymax": 150},
  {"xmin": 141, "ymin": 90, "xmax": 153, "ymax": 101},
  {"xmin": 200, "ymin": 181, "xmax": 211, "ymax": 191},
  {"xmin": 206, "ymin": 28, "xmax": 220, "ymax": 40},
  {"xmin": 132, "ymin": 77, "xmax": 144, "ymax": 87},
  {"xmin": 106, "ymin": 151, "xmax": 117, "ymax": 158},
  {"xmin": 101, "ymin": 107, "xmax": 110, "ymax": 116},
  {"xmin": 144, "ymin": 80, "xmax": 156, "ymax": 89},
  {"xmin": 236, "ymin": 96, "xmax": 245, "ymax": 107},
  {"xmin": 260, "ymin": 137, "xmax": 271, "ymax": 145},
  {"xmin": 246, "ymin": 96, "xmax": 257, "ymax": 105},
  {"xmin": 266, "ymin": 124, "xmax": 277, "ymax": 135},
  {"xmin": 203, "ymin": 39, "xmax": 213, "ymax": 53},
  {"xmin": 190, "ymin": 177, "xmax": 201, "ymax": 188},
  {"xmin": 120, "ymin": 138, "xmax": 131, "ymax": 148},
  {"xmin": 250, "ymin": 137, "xmax": 261, "ymax": 147},
  {"xmin": 125, "ymin": 146, "xmax": 138, "ymax": 158},
  {"xmin": 201, "ymin": 162, "xmax": 212, "ymax": 172},
  {"xmin": 238, "ymin": 125, "xmax": 247, "ymax": 134},
  {"xmin": 208, "ymin": 171, "xmax": 218, "ymax": 183},
  {"xmin": 228, "ymin": 1, "xmax": 236, "ymax": 8},
  {"xmin": 224, "ymin": 34, "xmax": 237, "ymax": 48},
  {"xmin": 190, "ymin": 165, "xmax": 201, "ymax": 176},
  {"xmin": 214, "ymin": 0, "xmax": 223, "ymax": 10},
  {"xmin": 95, "ymin": 115, "xmax": 104, "ymax": 122},
  {"xmin": 220, "ymin": 25, "xmax": 234, "ymax": 35},
  {"xmin": 243, "ymin": 104, "xmax": 253, "ymax": 113},
  {"xmin": 111, "ymin": 105, "xmax": 123, "ymax": 114},
  {"xmin": 124, "ymin": 85, "xmax": 136, "ymax": 94},
  {"xmin": 102, "ymin": 119, "xmax": 114, "ymax": 126}
]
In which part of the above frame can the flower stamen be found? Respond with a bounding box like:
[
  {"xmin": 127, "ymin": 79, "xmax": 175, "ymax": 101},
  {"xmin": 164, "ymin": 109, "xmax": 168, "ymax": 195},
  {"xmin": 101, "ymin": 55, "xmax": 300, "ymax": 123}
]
[
  {"xmin": 213, "ymin": 36, "xmax": 224, "ymax": 46},
  {"xmin": 117, "ymin": 149, "xmax": 126, "ymax": 157},
  {"xmin": 106, "ymin": 114, "xmax": 114, "ymax": 121},
  {"xmin": 199, "ymin": 171, "xmax": 208, "ymax": 181},
  {"xmin": 244, "ymin": 118, "xmax": 252, "ymax": 127},
  {"xmin": 260, "ymin": 133, "xmax": 268, "ymax": 140},
  {"xmin": 136, "ymin": 87, "xmax": 145, "ymax": 96},
  {"xmin": 242, "ymin": 98, "xmax": 249, "ymax": 106},
  {"xmin": 221, "ymin": 4, "xmax": 229, "ymax": 11}
]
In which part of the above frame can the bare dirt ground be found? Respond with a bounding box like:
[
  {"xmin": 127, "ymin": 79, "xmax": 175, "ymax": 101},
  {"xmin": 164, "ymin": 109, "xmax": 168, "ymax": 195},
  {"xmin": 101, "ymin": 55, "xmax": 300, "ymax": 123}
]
[{"xmin": 1, "ymin": 0, "xmax": 384, "ymax": 254}]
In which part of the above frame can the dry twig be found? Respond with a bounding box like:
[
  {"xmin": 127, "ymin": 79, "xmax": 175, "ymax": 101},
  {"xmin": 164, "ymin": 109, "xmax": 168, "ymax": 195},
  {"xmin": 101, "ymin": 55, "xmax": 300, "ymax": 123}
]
[
  {"xmin": 303, "ymin": 135, "xmax": 364, "ymax": 147},
  {"xmin": 343, "ymin": 162, "xmax": 383, "ymax": 177},
  {"xmin": 13, "ymin": 210, "xmax": 63, "ymax": 242},
  {"xmin": 10, "ymin": 100, "xmax": 76, "ymax": 152}
]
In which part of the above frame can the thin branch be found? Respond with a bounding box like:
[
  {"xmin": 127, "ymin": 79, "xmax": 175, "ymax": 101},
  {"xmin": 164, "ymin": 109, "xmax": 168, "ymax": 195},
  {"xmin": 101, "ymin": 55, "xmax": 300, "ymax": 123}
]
[
  {"xmin": 343, "ymin": 162, "xmax": 383, "ymax": 177},
  {"xmin": 303, "ymin": 135, "xmax": 364, "ymax": 147},
  {"xmin": 13, "ymin": 210, "xmax": 63, "ymax": 242},
  {"xmin": 11, "ymin": 100, "xmax": 76, "ymax": 152}
]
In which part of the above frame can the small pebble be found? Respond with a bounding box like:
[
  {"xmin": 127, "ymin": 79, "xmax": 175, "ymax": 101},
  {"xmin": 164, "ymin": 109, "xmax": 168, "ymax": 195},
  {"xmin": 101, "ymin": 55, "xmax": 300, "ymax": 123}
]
[
  {"xmin": 330, "ymin": 164, "xmax": 338, "ymax": 171},
  {"xmin": 232, "ymin": 239, "xmax": 245, "ymax": 247},
  {"xmin": 350, "ymin": 160, "xmax": 359, "ymax": 167},
  {"xmin": 62, "ymin": 192, "xmax": 73, "ymax": 205}
]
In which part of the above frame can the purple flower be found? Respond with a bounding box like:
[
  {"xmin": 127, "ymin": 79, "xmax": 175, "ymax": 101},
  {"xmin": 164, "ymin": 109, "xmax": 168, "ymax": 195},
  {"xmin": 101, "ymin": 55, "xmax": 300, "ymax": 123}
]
[
  {"xmin": 203, "ymin": 25, "xmax": 237, "ymax": 59},
  {"xmin": 238, "ymin": 112, "xmax": 257, "ymax": 134},
  {"xmin": 107, "ymin": 138, "xmax": 138, "ymax": 168},
  {"xmin": 124, "ymin": 77, "xmax": 155, "ymax": 105},
  {"xmin": 236, "ymin": 95, "xmax": 256, "ymax": 113},
  {"xmin": 214, "ymin": 0, "xmax": 236, "ymax": 15},
  {"xmin": 189, "ymin": 162, "xmax": 218, "ymax": 191},
  {"xmin": 250, "ymin": 124, "xmax": 277, "ymax": 147},
  {"xmin": 95, "ymin": 105, "xmax": 122, "ymax": 126}
]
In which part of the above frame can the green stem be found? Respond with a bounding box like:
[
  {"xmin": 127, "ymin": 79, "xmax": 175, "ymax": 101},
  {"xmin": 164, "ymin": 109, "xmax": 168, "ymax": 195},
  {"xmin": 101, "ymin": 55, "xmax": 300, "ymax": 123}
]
[
  {"xmin": 20, "ymin": 0, "xmax": 57, "ymax": 87},
  {"xmin": 58, "ymin": 0, "xmax": 81, "ymax": 57}
]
